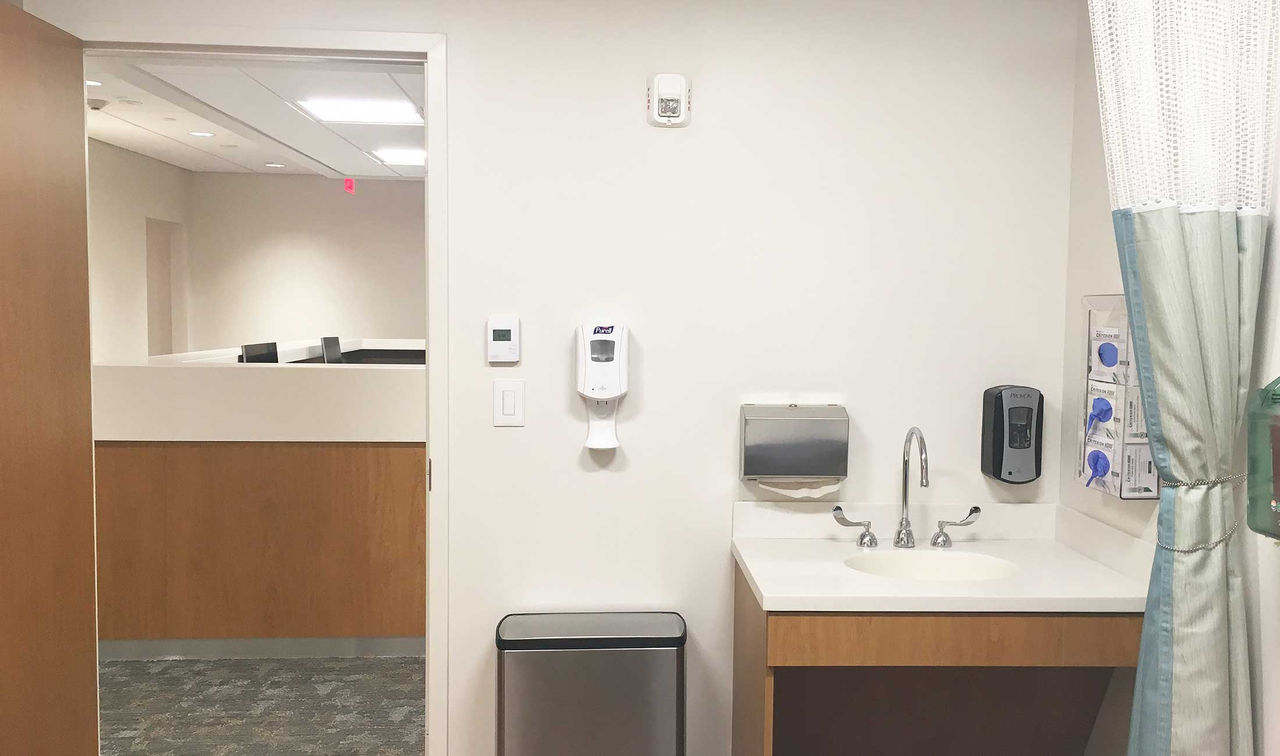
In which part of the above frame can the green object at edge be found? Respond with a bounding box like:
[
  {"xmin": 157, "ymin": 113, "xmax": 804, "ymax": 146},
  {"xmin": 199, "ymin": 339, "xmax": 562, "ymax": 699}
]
[{"xmin": 1248, "ymin": 375, "xmax": 1280, "ymax": 540}]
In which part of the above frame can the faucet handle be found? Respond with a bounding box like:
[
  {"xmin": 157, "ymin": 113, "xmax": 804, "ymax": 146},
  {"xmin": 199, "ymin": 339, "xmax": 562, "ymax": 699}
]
[
  {"xmin": 929, "ymin": 506, "xmax": 981, "ymax": 548},
  {"xmin": 832, "ymin": 506, "xmax": 878, "ymax": 548}
]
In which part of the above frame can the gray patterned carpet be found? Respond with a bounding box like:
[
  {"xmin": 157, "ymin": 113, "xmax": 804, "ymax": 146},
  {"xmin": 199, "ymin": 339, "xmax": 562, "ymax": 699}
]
[{"xmin": 98, "ymin": 657, "xmax": 426, "ymax": 756}]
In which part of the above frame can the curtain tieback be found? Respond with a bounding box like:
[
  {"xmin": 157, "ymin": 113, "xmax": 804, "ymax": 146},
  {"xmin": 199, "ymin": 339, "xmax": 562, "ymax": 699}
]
[
  {"xmin": 1155, "ymin": 472, "xmax": 1246, "ymax": 553},
  {"xmin": 1159, "ymin": 471, "xmax": 1247, "ymax": 488}
]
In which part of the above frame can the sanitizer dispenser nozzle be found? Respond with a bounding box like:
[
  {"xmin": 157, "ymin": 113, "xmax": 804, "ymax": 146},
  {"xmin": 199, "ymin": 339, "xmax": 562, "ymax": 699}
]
[{"xmin": 576, "ymin": 323, "xmax": 628, "ymax": 449}]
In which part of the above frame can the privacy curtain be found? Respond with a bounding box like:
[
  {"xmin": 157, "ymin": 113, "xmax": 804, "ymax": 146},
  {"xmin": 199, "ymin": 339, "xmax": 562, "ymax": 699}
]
[{"xmin": 1089, "ymin": 2, "xmax": 1278, "ymax": 754}]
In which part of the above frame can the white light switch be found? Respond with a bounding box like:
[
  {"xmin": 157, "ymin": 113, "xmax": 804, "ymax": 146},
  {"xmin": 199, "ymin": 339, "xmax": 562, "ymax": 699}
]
[{"xmin": 493, "ymin": 379, "xmax": 525, "ymax": 426}]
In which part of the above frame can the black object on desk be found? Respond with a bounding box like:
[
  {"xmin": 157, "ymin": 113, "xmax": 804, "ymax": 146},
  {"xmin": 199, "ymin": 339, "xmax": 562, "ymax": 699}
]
[
  {"xmin": 240, "ymin": 342, "xmax": 279, "ymax": 363},
  {"xmin": 321, "ymin": 336, "xmax": 344, "ymax": 364},
  {"xmin": 341, "ymin": 348, "xmax": 424, "ymax": 364}
]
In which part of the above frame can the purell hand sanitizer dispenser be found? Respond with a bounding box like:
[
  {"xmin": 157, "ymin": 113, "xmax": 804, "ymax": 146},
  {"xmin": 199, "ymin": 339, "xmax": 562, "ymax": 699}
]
[
  {"xmin": 577, "ymin": 323, "xmax": 628, "ymax": 449},
  {"xmin": 578, "ymin": 322, "xmax": 627, "ymax": 447}
]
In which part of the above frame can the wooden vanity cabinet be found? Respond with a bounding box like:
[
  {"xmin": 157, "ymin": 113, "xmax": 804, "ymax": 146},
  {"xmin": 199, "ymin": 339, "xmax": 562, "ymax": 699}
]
[{"xmin": 732, "ymin": 565, "xmax": 1143, "ymax": 756}]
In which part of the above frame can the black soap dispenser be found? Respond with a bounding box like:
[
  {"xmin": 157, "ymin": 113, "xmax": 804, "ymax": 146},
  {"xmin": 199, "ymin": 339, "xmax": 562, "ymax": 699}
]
[{"xmin": 981, "ymin": 385, "xmax": 1044, "ymax": 484}]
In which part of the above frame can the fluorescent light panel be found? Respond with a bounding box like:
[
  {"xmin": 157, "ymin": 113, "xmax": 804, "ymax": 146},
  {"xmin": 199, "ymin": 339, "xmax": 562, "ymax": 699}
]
[
  {"xmin": 297, "ymin": 98, "xmax": 423, "ymax": 125},
  {"xmin": 373, "ymin": 148, "xmax": 426, "ymax": 167}
]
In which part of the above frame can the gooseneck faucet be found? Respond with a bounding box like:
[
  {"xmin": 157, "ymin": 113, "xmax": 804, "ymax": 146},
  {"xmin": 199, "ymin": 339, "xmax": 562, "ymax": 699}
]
[{"xmin": 895, "ymin": 427, "xmax": 929, "ymax": 548}]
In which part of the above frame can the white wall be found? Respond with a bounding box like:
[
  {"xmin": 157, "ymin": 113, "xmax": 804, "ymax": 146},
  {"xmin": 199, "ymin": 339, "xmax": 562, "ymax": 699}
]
[
  {"xmin": 1059, "ymin": 13, "xmax": 1152, "ymax": 756},
  {"xmin": 87, "ymin": 139, "xmax": 189, "ymax": 363},
  {"xmin": 436, "ymin": 4, "xmax": 1076, "ymax": 753},
  {"xmin": 185, "ymin": 174, "xmax": 425, "ymax": 350},
  {"xmin": 86, "ymin": 144, "xmax": 425, "ymax": 362},
  {"xmin": 1057, "ymin": 5, "xmax": 1159, "ymax": 543},
  {"xmin": 1057, "ymin": 14, "xmax": 1142, "ymax": 753},
  {"xmin": 44, "ymin": 2, "xmax": 1080, "ymax": 754}
]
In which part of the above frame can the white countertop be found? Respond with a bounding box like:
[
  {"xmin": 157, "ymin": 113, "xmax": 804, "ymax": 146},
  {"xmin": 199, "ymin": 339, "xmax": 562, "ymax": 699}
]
[{"xmin": 732, "ymin": 536, "xmax": 1148, "ymax": 613}]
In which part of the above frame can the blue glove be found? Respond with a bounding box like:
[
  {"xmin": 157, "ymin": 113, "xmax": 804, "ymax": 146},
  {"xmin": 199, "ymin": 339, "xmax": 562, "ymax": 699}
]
[
  {"xmin": 1098, "ymin": 342, "xmax": 1119, "ymax": 368},
  {"xmin": 1085, "ymin": 450, "xmax": 1111, "ymax": 487},
  {"xmin": 1085, "ymin": 396, "xmax": 1114, "ymax": 435}
]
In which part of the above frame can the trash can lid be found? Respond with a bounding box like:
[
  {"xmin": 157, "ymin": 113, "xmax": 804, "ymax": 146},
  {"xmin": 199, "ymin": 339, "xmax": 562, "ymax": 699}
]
[{"xmin": 496, "ymin": 611, "xmax": 687, "ymax": 651}]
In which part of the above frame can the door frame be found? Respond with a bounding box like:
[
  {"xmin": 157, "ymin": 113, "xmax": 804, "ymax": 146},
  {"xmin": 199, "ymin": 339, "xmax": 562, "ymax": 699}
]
[{"xmin": 74, "ymin": 24, "xmax": 450, "ymax": 755}]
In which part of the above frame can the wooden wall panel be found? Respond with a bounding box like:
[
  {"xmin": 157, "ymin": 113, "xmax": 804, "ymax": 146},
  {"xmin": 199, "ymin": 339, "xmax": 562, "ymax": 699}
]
[
  {"xmin": 733, "ymin": 566, "xmax": 772, "ymax": 756},
  {"xmin": 767, "ymin": 612, "xmax": 1143, "ymax": 668},
  {"xmin": 94, "ymin": 441, "xmax": 426, "ymax": 639},
  {"xmin": 0, "ymin": 6, "xmax": 98, "ymax": 754}
]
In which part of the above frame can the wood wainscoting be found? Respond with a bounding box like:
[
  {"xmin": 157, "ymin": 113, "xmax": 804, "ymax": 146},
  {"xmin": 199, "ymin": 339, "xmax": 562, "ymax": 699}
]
[{"xmin": 94, "ymin": 441, "xmax": 426, "ymax": 639}]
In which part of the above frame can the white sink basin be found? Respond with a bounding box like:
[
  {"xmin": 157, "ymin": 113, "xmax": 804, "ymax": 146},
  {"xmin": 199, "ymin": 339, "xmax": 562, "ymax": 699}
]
[{"xmin": 844, "ymin": 550, "xmax": 1019, "ymax": 582}]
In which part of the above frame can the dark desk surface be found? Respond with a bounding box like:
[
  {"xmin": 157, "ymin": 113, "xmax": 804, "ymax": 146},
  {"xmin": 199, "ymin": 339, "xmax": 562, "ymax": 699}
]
[{"xmin": 288, "ymin": 348, "xmax": 425, "ymax": 365}]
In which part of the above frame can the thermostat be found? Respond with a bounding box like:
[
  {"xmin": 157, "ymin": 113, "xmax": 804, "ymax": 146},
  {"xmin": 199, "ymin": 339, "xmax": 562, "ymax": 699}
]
[{"xmin": 487, "ymin": 314, "xmax": 520, "ymax": 364}]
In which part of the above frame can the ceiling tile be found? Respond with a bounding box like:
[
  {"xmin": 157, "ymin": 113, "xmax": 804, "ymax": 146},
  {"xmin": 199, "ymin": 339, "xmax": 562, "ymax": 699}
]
[
  {"xmin": 87, "ymin": 116, "xmax": 239, "ymax": 173},
  {"xmin": 391, "ymin": 72, "xmax": 426, "ymax": 110},
  {"xmin": 82, "ymin": 55, "xmax": 425, "ymax": 180},
  {"xmin": 140, "ymin": 65, "xmax": 398, "ymax": 178},
  {"xmin": 391, "ymin": 165, "xmax": 427, "ymax": 178},
  {"xmin": 83, "ymin": 71, "xmax": 315, "ymax": 175},
  {"xmin": 324, "ymin": 123, "xmax": 424, "ymax": 154},
  {"xmin": 240, "ymin": 67, "xmax": 411, "ymax": 105}
]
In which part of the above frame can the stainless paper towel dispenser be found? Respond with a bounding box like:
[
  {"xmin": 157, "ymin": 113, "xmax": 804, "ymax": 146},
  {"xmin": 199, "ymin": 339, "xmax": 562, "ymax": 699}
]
[{"xmin": 740, "ymin": 404, "xmax": 849, "ymax": 481}]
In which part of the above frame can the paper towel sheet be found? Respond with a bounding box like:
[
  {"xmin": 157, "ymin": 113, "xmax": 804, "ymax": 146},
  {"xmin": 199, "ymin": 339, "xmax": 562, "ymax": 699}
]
[{"xmin": 756, "ymin": 479, "xmax": 842, "ymax": 499}]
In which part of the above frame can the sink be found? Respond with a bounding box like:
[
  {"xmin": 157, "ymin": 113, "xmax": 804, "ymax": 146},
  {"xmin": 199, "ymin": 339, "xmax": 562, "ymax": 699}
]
[{"xmin": 844, "ymin": 550, "xmax": 1018, "ymax": 582}]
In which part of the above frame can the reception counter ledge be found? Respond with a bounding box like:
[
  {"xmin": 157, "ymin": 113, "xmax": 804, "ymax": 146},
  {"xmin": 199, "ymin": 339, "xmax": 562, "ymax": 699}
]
[{"xmin": 93, "ymin": 362, "xmax": 425, "ymax": 442}]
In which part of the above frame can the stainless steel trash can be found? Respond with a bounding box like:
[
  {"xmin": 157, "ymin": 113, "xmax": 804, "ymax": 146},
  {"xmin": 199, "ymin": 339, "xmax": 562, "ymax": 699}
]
[{"xmin": 497, "ymin": 611, "xmax": 686, "ymax": 756}]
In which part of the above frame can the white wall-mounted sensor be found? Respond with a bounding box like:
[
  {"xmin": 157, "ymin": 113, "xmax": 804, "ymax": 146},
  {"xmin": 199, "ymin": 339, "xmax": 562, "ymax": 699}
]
[
  {"xmin": 576, "ymin": 323, "xmax": 628, "ymax": 449},
  {"xmin": 647, "ymin": 74, "xmax": 690, "ymax": 128},
  {"xmin": 487, "ymin": 314, "xmax": 520, "ymax": 364}
]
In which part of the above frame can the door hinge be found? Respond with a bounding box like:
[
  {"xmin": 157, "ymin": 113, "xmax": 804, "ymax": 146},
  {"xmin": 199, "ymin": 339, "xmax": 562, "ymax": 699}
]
[{"xmin": 427, "ymin": 458, "xmax": 432, "ymax": 491}]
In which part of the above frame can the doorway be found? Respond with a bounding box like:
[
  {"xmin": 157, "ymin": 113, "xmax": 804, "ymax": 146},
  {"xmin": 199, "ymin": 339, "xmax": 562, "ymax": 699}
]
[
  {"xmin": 82, "ymin": 46, "xmax": 437, "ymax": 755},
  {"xmin": 0, "ymin": 11, "xmax": 448, "ymax": 752},
  {"xmin": 145, "ymin": 218, "xmax": 182, "ymax": 356}
]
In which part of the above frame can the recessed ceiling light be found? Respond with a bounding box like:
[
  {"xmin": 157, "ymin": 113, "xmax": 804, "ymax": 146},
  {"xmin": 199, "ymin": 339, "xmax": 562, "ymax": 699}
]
[
  {"xmin": 85, "ymin": 80, "xmax": 102, "ymax": 87},
  {"xmin": 297, "ymin": 98, "xmax": 423, "ymax": 125},
  {"xmin": 188, "ymin": 131, "xmax": 215, "ymax": 138},
  {"xmin": 373, "ymin": 147, "xmax": 426, "ymax": 167},
  {"xmin": 264, "ymin": 163, "xmax": 286, "ymax": 168}
]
